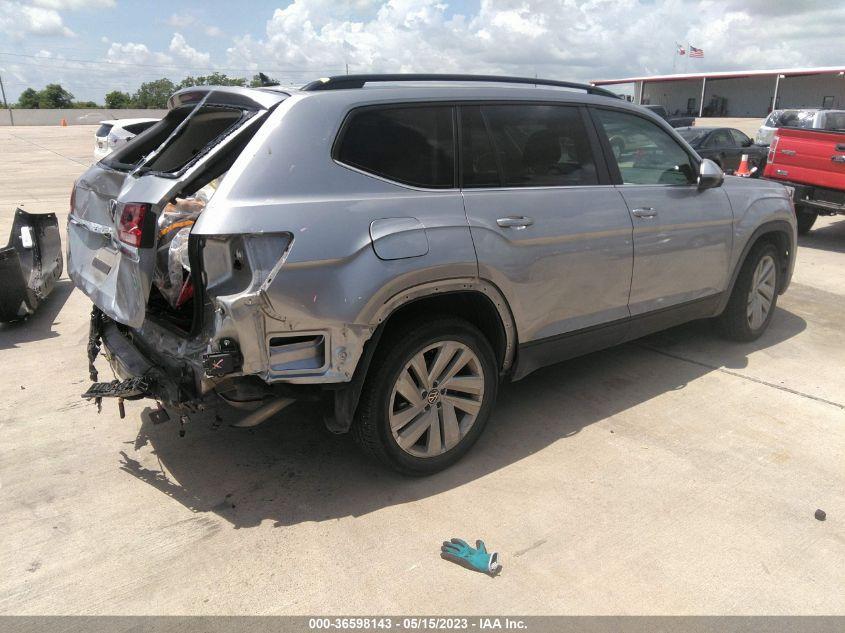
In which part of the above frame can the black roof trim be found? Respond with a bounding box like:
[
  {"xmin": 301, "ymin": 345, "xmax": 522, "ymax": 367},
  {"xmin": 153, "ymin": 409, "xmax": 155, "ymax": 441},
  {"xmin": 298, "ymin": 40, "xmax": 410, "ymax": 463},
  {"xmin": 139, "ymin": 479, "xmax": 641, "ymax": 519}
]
[{"xmin": 301, "ymin": 74, "xmax": 621, "ymax": 99}]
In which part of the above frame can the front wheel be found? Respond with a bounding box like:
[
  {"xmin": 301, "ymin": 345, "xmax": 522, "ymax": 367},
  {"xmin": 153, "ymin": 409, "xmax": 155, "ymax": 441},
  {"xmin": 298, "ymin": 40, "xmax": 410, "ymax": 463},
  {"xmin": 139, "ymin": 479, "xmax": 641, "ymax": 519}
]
[
  {"xmin": 353, "ymin": 317, "xmax": 498, "ymax": 475},
  {"xmin": 717, "ymin": 242, "xmax": 781, "ymax": 342}
]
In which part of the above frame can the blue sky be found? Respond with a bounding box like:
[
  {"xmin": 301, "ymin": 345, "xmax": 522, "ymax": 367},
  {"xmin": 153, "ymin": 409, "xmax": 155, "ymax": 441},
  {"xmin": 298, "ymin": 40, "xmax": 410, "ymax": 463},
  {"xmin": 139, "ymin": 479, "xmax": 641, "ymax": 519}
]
[{"xmin": 0, "ymin": 0, "xmax": 840, "ymax": 103}]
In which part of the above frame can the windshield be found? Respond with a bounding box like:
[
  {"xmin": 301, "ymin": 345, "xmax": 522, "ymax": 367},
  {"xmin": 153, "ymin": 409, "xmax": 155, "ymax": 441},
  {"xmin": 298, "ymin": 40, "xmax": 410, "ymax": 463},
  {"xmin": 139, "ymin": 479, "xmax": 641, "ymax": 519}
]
[{"xmin": 677, "ymin": 128, "xmax": 710, "ymax": 145}]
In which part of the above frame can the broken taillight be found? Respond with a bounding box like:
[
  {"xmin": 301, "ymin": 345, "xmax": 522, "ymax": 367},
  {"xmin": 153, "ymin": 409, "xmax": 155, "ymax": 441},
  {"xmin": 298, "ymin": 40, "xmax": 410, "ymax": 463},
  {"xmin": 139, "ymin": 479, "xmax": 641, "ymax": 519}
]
[
  {"xmin": 768, "ymin": 135, "xmax": 779, "ymax": 164},
  {"xmin": 117, "ymin": 202, "xmax": 151, "ymax": 247}
]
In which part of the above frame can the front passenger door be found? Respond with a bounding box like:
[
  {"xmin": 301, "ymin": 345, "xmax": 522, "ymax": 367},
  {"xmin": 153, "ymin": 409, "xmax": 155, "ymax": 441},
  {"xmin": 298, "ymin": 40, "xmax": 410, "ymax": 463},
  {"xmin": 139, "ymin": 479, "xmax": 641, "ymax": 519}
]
[{"xmin": 592, "ymin": 108, "xmax": 734, "ymax": 316}]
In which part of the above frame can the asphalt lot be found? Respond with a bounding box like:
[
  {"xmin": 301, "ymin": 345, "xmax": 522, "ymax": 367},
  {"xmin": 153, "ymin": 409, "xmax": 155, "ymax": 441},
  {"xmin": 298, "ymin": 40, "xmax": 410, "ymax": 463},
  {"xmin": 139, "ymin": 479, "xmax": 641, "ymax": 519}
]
[{"xmin": 0, "ymin": 125, "xmax": 843, "ymax": 615}]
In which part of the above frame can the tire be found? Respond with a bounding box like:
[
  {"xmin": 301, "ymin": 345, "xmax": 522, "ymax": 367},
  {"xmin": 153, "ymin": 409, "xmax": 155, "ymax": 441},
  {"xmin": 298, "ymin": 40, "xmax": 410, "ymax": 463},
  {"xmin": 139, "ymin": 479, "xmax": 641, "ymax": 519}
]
[
  {"xmin": 352, "ymin": 316, "xmax": 498, "ymax": 475},
  {"xmin": 796, "ymin": 207, "xmax": 818, "ymax": 235},
  {"xmin": 717, "ymin": 241, "xmax": 781, "ymax": 342}
]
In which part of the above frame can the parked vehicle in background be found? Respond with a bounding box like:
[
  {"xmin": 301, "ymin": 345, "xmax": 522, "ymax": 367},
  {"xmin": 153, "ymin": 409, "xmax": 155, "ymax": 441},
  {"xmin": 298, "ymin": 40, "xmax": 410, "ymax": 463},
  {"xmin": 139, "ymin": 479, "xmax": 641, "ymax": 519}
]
[
  {"xmin": 764, "ymin": 126, "xmax": 845, "ymax": 233},
  {"xmin": 643, "ymin": 104, "xmax": 696, "ymax": 128},
  {"xmin": 67, "ymin": 75, "xmax": 796, "ymax": 475},
  {"xmin": 94, "ymin": 118, "xmax": 159, "ymax": 160},
  {"xmin": 676, "ymin": 126, "xmax": 767, "ymax": 175},
  {"xmin": 755, "ymin": 109, "xmax": 845, "ymax": 146}
]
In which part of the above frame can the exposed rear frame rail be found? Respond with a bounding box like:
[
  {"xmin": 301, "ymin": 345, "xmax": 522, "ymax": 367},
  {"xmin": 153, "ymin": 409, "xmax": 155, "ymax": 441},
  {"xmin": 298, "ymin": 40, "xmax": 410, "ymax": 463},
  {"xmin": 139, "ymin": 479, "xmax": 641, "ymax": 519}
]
[{"xmin": 301, "ymin": 74, "xmax": 621, "ymax": 99}]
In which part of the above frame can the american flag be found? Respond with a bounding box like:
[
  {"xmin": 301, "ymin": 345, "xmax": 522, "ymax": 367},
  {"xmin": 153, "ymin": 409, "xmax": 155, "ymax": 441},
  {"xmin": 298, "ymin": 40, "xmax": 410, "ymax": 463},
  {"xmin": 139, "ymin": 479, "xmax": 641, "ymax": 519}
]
[{"xmin": 689, "ymin": 45, "xmax": 704, "ymax": 58}]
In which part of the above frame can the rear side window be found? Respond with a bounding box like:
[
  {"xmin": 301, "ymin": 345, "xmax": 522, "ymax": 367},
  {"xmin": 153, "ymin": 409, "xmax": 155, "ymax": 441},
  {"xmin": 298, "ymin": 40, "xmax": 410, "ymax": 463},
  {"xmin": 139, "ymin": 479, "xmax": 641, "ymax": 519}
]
[
  {"xmin": 705, "ymin": 129, "xmax": 733, "ymax": 148},
  {"xmin": 336, "ymin": 106, "xmax": 455, "ymax": 188},
  {"xmin": 730, "ymin": 129, "xmax": 750, "ymax": 146},
  {"xmin": 462, "ymin": 104, "xmax": 598, "ymax": 188},
  {"xmin": 821, "ymin": 112, "xmax": 845, "ymax": 131},
  {"xmin": 95, "ymin": 123, "xmax": 113, "ymax": 138},
  {"xmin": 123, "ymin": 121, "xmax": 157, "ymax": 135},
  {"xmin": 594, "ymin": 108, "xmax": 696, "ymax": 185}
]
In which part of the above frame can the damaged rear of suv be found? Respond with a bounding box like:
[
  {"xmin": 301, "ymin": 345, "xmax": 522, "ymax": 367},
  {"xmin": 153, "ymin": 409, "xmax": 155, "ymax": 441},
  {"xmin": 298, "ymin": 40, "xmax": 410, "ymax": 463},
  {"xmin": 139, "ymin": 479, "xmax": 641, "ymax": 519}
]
[{"xmin": 69, "ymin": 86, "xmax": 294, "ymax": 407}]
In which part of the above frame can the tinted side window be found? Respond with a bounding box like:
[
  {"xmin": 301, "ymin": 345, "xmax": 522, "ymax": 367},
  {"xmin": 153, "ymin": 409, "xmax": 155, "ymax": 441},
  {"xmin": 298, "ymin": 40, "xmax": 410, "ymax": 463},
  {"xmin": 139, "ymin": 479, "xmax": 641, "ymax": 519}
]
[
  {"xmin": 123, "ymin": 121, "xmax": 157, "ymax": 135},
  {"xmin": 460, "ymin": 106, "xmax": 500, "ymax": 187},
  {"xmin": 707, "ymin": 129, "xmax": 733, "ymax": 148},
  {"xmin": 730, "ymin": 129, "xmax": 750, "ymax": 146},
  {"xmin": 594, "ymin": 109, "xmax": 696, "ymax": 185},
  {"xmin": 473, "ymin": 104, "xmax": 598, "ymax": 187},
  {"xmin": 337, "ymin": 106, "xmax": 455, "ymax": 188}
]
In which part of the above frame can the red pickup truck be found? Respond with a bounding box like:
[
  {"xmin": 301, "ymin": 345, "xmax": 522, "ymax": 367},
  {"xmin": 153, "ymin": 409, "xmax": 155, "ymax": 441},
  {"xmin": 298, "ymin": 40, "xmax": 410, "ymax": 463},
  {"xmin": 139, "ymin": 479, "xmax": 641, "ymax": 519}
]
[{"xmin": 763, "ymin": 126, "xmax": 845, "ymax": 233}]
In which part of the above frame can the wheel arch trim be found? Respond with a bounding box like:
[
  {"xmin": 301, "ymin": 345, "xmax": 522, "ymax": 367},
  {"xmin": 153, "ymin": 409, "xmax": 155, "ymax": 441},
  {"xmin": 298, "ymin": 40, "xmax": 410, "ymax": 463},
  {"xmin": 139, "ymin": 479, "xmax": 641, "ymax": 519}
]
[
  {"xmin": 325, "ymin": 278, "xmax": 517, "ymax": 435},
  {"xmin": 718, "ymin": 219, "xmax": 795, "ymax": 314}
]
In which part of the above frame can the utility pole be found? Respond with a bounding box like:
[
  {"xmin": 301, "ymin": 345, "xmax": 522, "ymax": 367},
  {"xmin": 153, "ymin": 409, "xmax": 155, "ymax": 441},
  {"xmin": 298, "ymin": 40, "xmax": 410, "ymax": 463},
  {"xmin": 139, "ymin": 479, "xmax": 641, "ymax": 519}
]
[
  {"xmin": 0, "ymin": 70, "xmax": 13, "ymax": 126},
  {"xmin": 346, "ymin": 63, "xmax": 349, "ymax": 75}
]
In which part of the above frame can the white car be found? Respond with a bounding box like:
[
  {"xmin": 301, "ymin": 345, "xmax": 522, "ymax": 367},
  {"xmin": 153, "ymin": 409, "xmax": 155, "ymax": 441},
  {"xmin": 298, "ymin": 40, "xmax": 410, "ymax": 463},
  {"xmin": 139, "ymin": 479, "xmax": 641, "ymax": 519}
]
[
  {"xmin": 94, "ymin": 118, "xmax": 159, "ymax": 160},
  {"xmin": 755, "ymin": 109, "xmax": 845, "ymax": 146}
]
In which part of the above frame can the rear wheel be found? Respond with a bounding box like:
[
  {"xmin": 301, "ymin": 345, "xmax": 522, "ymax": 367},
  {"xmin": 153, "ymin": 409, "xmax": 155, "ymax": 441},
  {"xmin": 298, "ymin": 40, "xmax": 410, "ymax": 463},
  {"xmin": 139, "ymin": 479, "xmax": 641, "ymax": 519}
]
[
  {"xmin": 796, "ymin": 206, "xmax": 818, "ymax": 235},
  {"xmin": 717, "ymin": 241, "xmax": 781, "ymax": 342},
  {"xmin": 353, "ymin": 317, "xmax": 498, "ymax": 475}
]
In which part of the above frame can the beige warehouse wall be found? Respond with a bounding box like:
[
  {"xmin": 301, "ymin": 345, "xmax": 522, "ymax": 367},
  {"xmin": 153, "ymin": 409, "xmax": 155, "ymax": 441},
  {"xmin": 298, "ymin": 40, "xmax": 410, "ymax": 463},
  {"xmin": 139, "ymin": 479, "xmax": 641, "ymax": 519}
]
[
  {"xmin": 694, "ymin": 117, "xmax": 762, "ymax": 136},
  {"xmin": 0, "ymin": 108, "xmax": 168, "ymax": 126}
]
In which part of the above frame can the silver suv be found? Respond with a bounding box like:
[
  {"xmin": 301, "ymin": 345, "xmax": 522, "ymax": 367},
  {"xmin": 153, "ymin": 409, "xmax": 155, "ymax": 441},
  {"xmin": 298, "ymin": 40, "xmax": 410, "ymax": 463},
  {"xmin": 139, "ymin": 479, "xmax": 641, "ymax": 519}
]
[{"xmin": 68, "ymin": 74, "xmax": 797, "ymax": 474}]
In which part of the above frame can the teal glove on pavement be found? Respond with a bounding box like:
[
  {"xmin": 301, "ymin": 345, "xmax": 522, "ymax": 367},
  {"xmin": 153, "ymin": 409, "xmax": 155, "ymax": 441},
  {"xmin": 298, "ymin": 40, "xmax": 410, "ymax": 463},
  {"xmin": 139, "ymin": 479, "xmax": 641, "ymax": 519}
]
[{"xmin": 440, "ymin": 538, "xmax": 501, "ymax": 575}]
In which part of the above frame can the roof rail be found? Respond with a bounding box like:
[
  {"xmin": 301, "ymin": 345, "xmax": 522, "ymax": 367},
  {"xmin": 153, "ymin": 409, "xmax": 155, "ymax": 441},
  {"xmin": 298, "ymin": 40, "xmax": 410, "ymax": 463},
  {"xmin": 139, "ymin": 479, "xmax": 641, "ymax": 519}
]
[{"xmin": 300, "ymin": 74, "xmax": 621, "ymax": 99}]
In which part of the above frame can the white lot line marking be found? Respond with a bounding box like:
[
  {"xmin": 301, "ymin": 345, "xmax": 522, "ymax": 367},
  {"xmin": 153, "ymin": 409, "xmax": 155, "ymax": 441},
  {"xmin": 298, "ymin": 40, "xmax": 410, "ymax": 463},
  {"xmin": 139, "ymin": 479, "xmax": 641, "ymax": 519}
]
[
  {"xmin": 3, "ymin": 130, "xmax": 90, "ymax": 167},
  {"xmin": 637, "ymin": 343, "xmax": 845, "ymax": 411}
]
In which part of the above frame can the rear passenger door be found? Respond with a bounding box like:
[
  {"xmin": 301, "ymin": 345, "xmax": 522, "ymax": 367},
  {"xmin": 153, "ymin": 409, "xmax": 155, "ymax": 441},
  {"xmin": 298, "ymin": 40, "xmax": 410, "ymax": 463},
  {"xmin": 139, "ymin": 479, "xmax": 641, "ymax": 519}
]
[
  {"xmin": 591, "ymin": 108, "xmax": 733, "ymax": 316},
  {"xmin": 460, "ymin": 103, "xmax": 634, "ymax": 344}
]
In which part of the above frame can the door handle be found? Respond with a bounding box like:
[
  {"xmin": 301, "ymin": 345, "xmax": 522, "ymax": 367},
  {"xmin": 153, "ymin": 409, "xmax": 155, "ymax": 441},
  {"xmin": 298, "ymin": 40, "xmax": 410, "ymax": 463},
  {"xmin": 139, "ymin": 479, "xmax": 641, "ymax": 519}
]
[
  {"xmin": 631, "ymin": 207, "xmax": 658, "ymax": 218},
  {"xmin": 496, "ymin": 216, "xmax": 534, "ymax": 229}
]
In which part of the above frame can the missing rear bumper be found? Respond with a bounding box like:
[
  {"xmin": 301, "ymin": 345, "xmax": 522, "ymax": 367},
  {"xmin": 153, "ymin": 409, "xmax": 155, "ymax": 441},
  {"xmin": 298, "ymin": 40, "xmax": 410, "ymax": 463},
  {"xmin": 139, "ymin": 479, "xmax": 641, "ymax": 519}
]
[{"xmin": 0, "ymin": 208, "xmax": 63, "ymax": 322}]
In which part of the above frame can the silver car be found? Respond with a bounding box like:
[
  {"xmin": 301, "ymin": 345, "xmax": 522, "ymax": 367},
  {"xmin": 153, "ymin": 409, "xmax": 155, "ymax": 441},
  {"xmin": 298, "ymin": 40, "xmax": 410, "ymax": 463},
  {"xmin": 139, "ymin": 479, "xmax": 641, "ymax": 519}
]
[
  {"xmin": 68, "ymin": 75, "xmax": 797, "ymax": 474},
  {"xmin": 755, "ymin": 108, "xmax": 845, "ymax": 146}
]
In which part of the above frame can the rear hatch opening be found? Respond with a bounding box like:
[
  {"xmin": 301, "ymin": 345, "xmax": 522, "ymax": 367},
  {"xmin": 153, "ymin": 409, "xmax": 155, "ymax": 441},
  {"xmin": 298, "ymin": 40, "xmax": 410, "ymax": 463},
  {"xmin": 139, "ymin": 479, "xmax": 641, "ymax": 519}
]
[{"xmin": 68, "ymin": 87, "xmax": 285, "ymax": 335}]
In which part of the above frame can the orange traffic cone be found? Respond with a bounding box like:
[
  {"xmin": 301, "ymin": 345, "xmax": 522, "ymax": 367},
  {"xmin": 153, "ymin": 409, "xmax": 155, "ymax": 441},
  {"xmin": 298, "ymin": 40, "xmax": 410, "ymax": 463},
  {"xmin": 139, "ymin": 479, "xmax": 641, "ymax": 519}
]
[
  {"xmin": 60, "ymin": 118, "xmax": 67, "ymax": 127},
  {"xmin": 735, "ymin": 154, "xmax": 751, "ymax": 177}
]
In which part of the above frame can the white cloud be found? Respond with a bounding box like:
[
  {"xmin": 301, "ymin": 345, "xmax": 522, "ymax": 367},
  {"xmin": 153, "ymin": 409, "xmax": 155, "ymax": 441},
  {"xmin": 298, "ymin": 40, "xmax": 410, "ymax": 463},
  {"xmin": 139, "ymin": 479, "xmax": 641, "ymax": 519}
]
[
  {"xmin": 5, "ymin": 1, "xmax": 845, "ymax": 104},
  {"xmin": 165, "ymin": 12, "xmax": 196, "ymax": 28},
  {"xmin": 105, "ymin": 40, "xmax": 172, "ymax": 66},
  {"xmin": 169, "ymin": 32, "xmax": 211, "ymax": 67},
  {"xmin": 224, "ymin": 0, "xmax": 845, "ymax": 85},
  {"xmin": 0, "ymin": 1, "xmax": 74, "ymax": 38}
]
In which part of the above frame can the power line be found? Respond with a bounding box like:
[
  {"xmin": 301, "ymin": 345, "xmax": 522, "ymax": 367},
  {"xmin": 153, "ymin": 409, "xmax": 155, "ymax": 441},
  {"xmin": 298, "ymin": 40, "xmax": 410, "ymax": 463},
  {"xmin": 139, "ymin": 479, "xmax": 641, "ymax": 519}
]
[{"xmin": 0, "ymin": 51, "xmax": 343, "ymax": 74}]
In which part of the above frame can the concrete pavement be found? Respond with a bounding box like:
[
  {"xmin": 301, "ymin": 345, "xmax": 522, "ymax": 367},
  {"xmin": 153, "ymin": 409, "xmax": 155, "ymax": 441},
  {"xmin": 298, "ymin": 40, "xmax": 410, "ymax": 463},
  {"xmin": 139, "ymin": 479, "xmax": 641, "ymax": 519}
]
[{"xmin": 0, "ymin": 126, "xmax": 842, "ymax": 615}]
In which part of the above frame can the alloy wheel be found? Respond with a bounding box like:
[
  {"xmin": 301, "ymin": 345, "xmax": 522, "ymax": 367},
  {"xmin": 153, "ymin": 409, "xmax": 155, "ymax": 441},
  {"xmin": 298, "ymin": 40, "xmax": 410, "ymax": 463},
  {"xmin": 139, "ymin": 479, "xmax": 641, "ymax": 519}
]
[
  {"xmin": 388, "ymin": 341, "xmax": 485, "ymax": 458},
  {"xmin": 747, "ymin": 254, "xmax": 776, "ymax": 330}
]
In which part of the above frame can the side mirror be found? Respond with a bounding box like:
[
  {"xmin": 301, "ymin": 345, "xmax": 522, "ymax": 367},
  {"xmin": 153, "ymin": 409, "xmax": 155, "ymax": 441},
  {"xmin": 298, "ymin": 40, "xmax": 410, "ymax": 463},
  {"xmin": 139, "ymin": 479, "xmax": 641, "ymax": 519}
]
[
  {"xmin": 698, "ymin": 158, "xmax": 724, "ymax": 190},
  {"xmin": 742, "ymin": 138, "xmax": 753, "ymax": 147}
]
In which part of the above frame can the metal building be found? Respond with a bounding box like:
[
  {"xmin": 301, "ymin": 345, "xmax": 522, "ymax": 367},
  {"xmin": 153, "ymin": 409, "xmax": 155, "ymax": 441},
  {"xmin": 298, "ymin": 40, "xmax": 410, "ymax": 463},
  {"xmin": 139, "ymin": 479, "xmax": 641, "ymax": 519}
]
[{"xmin": 591, "ymin": 67, "xmax": 845, "ymax": 118}]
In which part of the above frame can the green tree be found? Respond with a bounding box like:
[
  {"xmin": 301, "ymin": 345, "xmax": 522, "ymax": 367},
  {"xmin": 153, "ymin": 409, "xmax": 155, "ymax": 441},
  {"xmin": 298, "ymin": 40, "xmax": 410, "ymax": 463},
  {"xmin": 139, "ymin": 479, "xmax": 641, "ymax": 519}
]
[
  {"xmin": 250, "ymin": 72, "xmax": 279, "ymax": 87},
  {"xmin": 131, "ymin": 78, "xmax": 176, "ymax": 108},
  {"xmin": 17, "ymin": 88, "xmax": 40, "ymax": 108},
  {"xmin": 178, "ymin": 72, "xmax": 246, "ymax": 89},
  {"xmin": 73, "ymin": 100, "xmax": 99, "ymax": 108},
  {"xmin": 38, "ymin": 83, "xmax": 74, "ymax": 108},
  {"xmin": 104, "ymin": 90, "xmax": 131, "ymax": 109}
]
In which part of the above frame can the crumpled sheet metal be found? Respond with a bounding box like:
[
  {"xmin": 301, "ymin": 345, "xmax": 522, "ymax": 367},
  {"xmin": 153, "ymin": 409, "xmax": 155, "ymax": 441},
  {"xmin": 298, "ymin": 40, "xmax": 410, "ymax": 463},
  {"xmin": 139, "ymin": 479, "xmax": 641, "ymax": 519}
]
[{"xmin": 0, "ymin": 208, "xmax": 63, "ymax": 322}]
